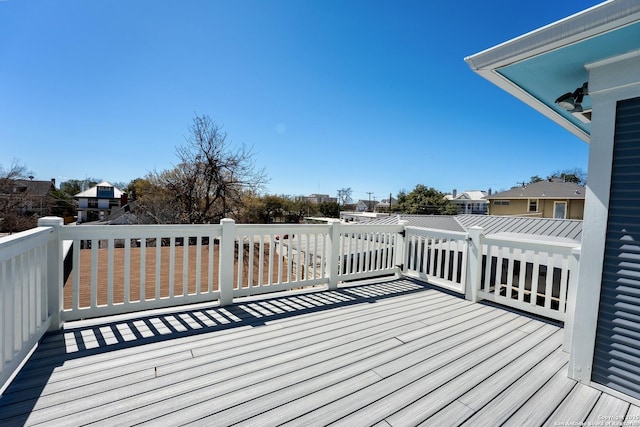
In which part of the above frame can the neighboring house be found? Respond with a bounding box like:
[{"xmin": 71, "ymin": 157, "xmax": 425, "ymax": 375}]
[
  {"xmin": 445, "ymin": 189, "xmax": 488, "ymax": 215},
  {"xmin": 354, "ymin": 199, "xmax": 378, "ymax": 213},
  {"xmin": 75, "ymin": 181, "xmax": 126, "ymax": 223},
  {"xmin": 375, "ymin": 196, "xmax": 397, "ymax": 212},
  {"xmin": 466, "ymin": 0, "xmax": 640, "ymax": 403},
  {"xmin": 0, "ymin": 178, "xmax": 59, "ymax": 232},
  {"xmin": 486, "ymin": 179, "xmax": 585, "ymax": 219},
  {"xmin": 8, "ymin": 178, "xmax": 57, "ymax": 217}
]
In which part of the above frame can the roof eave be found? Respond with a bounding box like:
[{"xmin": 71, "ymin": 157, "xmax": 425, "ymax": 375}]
[
  {"xmin": 472, "ymin": 68, "xmax": 591, "ymax": 143},
  {"xmin": 465, "ymin": 0, "xmax": 640, "ymax": 144}
]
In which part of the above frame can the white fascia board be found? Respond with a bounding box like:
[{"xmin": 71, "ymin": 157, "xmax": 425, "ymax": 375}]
[
  {"xmin": 465, "ymin": 0, "xmax": 640, "ymax": 71},
  {"xmin": 474, "ymin": 68, "xmax": 590, "ymax": 143}
]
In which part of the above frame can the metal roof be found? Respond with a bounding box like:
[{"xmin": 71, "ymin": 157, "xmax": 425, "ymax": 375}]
[
  {"xmin": 362, "ymin": 215, "xmax": 465, "ymax": 233},
  {"xmin": 363, "ymin": 214, "xmax": 582, "ymax": 242},
  {"xmin": 455, "ymin": 214, "xmax": 582, "ymax": 242}
]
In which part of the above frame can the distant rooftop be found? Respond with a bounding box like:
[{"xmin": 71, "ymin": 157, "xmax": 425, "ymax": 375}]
[
  {"xmin": 74, "ymin": 181, "xmax": 124, "ymax": 198},
  {"xmin": 487, "ymin": 179, "xmax": 585, "ymax": 200},
  {"xmin": 362, "ymin": 213, "xmax": 582, "ymax": 242}
]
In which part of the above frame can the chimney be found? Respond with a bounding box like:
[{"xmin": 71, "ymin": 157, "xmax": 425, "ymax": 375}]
[
  {"xmin": 120, "ymin": 193, "xmax": 128, "ymax": 207},
  {"xmin": 51, "ymin": 178, "xmax": 56, "ymax": 187},
  {"xmin": 452, "ymin": 189, "xmax": 457, "ymax": 198}
]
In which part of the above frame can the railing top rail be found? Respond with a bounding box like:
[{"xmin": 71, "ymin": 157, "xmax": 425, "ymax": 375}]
[
  {"xmin": 235, "ymin": 223, "xmax": 330, "ymax": 233},
  {"xmin": 339, "ymin": 223, "xmax": 404, "ymax": 232},
  {"xmin": 483, "ymin": 233, "xmax": 580, "ymax": 254},
  {"xmin": 0, "ymin": 226, "xmax": 53, "ymax": 262},
  {"xmin": 59, "ymin": 223, "xmax": 224, "ymax": 239},
  {"xmin": 405, "ymin": 226, "xmax": 468, "ymax": 239}
]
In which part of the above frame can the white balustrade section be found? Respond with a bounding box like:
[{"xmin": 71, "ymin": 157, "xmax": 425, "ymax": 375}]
[
  {"xmin": 477, "ymin": 233, "xmax": 578, "ymax": 322},
  {"xmin": 404, "ymin": 227, "xmax": 469, "ymax": 294},
  {"xmin": 0, "ymin": 220, "xmax": 57, "ymax": 394},
  {"xmin": 59, "ymin": 224, "xmax": 224, "ymax": 321},
  {"xmin": 0, "ymin": 217, "xmax": 582, "ymax": 395},
  {"xmin": 233, "ymin": 223, "xmax": 331, "ymax": 297},
  {"xmin": 336, "ymin": 224, "xmax": 404, "ymax": 282}
]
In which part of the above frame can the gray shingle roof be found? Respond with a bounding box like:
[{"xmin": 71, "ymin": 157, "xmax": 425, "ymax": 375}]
[
  {"xmin": 14, "ymin": 179, "xmax": 56, "ymax": 197},
  {"xmin": 487, "ymin": 180, "xmax": 585, "ymax": 199}
]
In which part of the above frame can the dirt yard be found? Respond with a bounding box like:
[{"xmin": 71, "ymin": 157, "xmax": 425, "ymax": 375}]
[{"xmin": 63, "ymin": 243, "xmax": 288, "ymax": 309}]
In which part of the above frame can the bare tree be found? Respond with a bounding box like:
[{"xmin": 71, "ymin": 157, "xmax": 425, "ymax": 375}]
[
  {"xmin": 0, "ymin": 160, "xmax": 31, "ymax": 233},
  {"xmin": 337, "ymin": 188, "xmax": 353, "ymax": 206},
  {"xmin": 136, "ymin": 115, "xmax": 268, "ymax": 224}
]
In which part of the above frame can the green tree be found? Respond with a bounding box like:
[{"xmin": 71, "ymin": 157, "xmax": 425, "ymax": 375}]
[
  {"xmin": 548, "ymin": 167, "xmax": 586, "ymax": 185},
  {"xmin": 318, "ymin": 201, "xmax": 340, "ymax": 218},
  {"xmin": 49, "ymin": 189, "xmax": 74, "ymax": 218},
  {"xmin": 394, "ymin": 184, "xmax": 457, "ymax": 215}
]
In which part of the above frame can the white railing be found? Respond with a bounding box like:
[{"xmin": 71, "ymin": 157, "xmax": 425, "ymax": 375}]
[
  {"xmin": 0, "ymin": 217, "xmax": 581, "ymax": 394},
  {"xmin": 53, "ymin": 219, "xmax": 403, "ymax": 322},
  {"xmin": 474, "ymin": 230, "xmax": 578, "ymax": 322},
  {"xmin": 59, "ymin": 223, "xmax": 225, "ymax": 321},
  {"xmin": 0, "ymin": 221, "xmax": 58, "ymax": 394},
  {"xmin": 336, "ymin": 224, "xmax": 404, "ymax": 283},
  {"xmin": 404, "ymin": 226, "xmax": 580, "ymax": 322},
  {"xmin": 404, "ymin": 226, "xmax": 469, "ymax": 294}
]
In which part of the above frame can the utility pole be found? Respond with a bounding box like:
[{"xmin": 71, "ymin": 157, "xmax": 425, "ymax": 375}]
[{"xmin": 366, "ymin": 192, "xmax": 374, "ymax": 212}]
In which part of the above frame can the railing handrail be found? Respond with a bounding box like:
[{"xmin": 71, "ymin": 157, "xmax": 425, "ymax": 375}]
[
  {"xmin": 483, "ymin": 234, "xmax": 578, "ymax": 255},
  {"xmin": 0, "ymin": 226, "xmax": 53, "ymax": 262}
]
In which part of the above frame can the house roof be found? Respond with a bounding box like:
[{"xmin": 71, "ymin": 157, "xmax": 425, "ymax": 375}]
[
  {"xmin": 465, "ymin": 0, "xmax": 640, "ymax": 142},
  {"xmin": 13, "ymin": 179, "xmax": 56, "ymax": 197},
  {"xmin": 362, "ymin": 213, "xmax": 582, "ymax": 242},
  {"xmin": 486, "ymin": 179, "xmax": 585, "ymax": 199},
  {"xmin": 74, "ymin": 181, "xmax": 124, "ymax": 198},
  {"xmin": 455, "ymin": 214, "xmax": 582, "ymax": 242},
  {"xmin": 447, "ymin": 190, "xmax": 488, "ymax": 202}
]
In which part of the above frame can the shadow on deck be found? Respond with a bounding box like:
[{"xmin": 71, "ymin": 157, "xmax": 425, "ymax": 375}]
[{"xmin": 0, "ymin": 277, "xmax": 636, "ymax": 426}]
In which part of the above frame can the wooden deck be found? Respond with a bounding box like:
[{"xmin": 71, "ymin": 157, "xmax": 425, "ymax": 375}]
[{"xmin": 0, "ymin": 277, "xmax": 637, "ymax": 426}]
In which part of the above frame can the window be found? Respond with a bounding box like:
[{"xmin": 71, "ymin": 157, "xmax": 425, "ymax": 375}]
[
  {"xmin": 554, "ymin": 202, "xmax": 567, "ymax": 219},
  {"xmin": 494, "ymin": 200, "xmax": 510, "ymax": 206},
  {"xmin": 528, "ymin": 199, "xmax": 538, "ymax": 212}
]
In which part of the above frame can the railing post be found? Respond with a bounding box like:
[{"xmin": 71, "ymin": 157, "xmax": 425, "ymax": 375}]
[
  {"xmin": 563, "ymin": 246, "xmax": 581, "ymax": 352},
  {"xmin": 326, "ymin": 219, "xmax": 341, "ymax": 290},
  {"xmin": 396, "ymin": 220, "xmax": 409, "ymax": 277},
  {"xmin": 38, "ymin": 216, "xmax": 64, "ymax": 332},
  {"xmin": 465, "ymin": 226, "xmax": 484, "ymax": 302},
  {"xmin": 219, "ymin": 218, "xmax": 235, "ymax": 306}
]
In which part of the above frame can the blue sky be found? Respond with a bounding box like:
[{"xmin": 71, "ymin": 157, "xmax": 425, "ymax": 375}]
[{"xmin": 1, "ymin": 0, "xmax": 602, "ymax": 202}]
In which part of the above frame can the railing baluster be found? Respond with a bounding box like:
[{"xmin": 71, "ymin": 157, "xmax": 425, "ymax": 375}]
[
  {"xmin": 155, "ymin": 237, "xmax": 161, "ymax": 300},
  {"xmin": 517, "ymin": 249, "xmax": 527, "ymax": 304},
  {"xmin": 124, "ymin": 237, "xmax": 131, "ymax": 304},
  {"xmin": 140, "ymin": 238, "xmax": 146, "ymax": 301},
  {"xmin": 505, "ymin": 246, "xmax": 515, "ymax": 299},
  {"xmin": 182, "ymin": 237, "xmax": 189, "ymax": 296},
  {"xmin": 237, "ymin": 235, "xmax": 244, "ymax": 289},
  {"xmin": 531, "ymin": 250, "xmax": 540, "ymax": 307},
  {"xmin": 90, "ymin": 239, "xmax": 98, "ymax": 309},
  {"xmin": 248, "ymin": 234, "xmax": 255, "ymax": 289},
  {"xmin": 258, "ymin": 234, "xmax": 265, "ymax": 286},
  {"xmin": 169, "ymin": 237, "xmax": 176, "ymax": 299}
]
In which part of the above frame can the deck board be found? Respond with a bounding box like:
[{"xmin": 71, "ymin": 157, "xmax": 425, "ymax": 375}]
[{"xmin": 0, "ymin": 277, "xmax": 636, "ymax": 426}]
